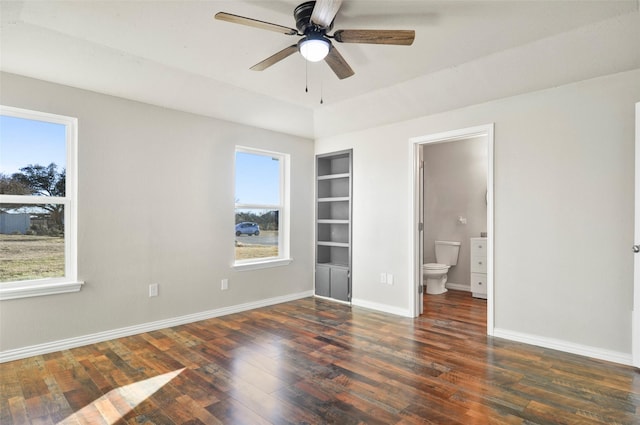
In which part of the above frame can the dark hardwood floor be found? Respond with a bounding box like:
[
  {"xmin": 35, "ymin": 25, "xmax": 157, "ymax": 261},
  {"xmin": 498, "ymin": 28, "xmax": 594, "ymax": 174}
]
[{"xmin": 1, "ymin": 290, "xmax": 639, "ymax": 424}]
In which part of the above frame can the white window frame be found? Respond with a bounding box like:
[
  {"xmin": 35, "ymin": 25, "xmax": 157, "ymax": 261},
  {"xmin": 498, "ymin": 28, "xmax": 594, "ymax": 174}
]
[
  {"xmin": 0, "ymin": 105, "xmax": 83, "ymax": 300},
  {"xmin": 233, "ymin": 146, "xmax": 291, "ymax": 271}
]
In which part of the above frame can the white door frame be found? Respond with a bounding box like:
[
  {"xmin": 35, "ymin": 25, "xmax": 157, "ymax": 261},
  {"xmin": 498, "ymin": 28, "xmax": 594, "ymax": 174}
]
[
  {"xmin": 409, "ymin": 124, "xmax": 495, "ymax": 334},
  {"xmin": 418, "ymin": 146, "xmax": 425, "ymax": 314},
  {"xmin": 634, "ymin": 102, "xmax": 639, "ymax": 368}
]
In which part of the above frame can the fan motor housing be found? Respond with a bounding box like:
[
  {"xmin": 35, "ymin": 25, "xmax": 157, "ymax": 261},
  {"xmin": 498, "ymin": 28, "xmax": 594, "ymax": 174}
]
[{"xmin": 294, "ymin": 1, "xmax": 333, "ymax": 34}]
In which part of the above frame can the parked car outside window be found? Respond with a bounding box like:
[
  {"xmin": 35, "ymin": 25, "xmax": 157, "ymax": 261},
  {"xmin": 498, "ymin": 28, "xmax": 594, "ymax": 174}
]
[{"xmin": 235, "ymin": 222, "xmax": 260, "ymax": 236}]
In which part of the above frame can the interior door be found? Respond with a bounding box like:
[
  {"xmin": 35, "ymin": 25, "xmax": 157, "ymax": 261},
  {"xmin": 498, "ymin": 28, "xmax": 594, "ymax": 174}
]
[{"xmin": 634, "ymin": 102, "xmax": 639, "ymax": 367}]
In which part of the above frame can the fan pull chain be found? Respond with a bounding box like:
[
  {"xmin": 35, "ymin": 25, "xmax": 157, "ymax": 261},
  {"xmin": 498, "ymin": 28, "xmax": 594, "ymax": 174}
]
[
  {"xmin": 305, "ymin": 60, "xmax": 308, "ymax": 93},
  {"xmin": 320, "ymin": 78, "xmax": 324, "ymax": 104}
]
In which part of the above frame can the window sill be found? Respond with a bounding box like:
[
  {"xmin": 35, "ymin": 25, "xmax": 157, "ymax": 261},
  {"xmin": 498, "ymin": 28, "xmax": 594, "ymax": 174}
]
[
  {"xmin": 233, "ymin": 258, "xmax": 293, "ymax": 272},
  {"xmin": 0, "ymin": 279, "xmax": 84, "ymax": 301}
]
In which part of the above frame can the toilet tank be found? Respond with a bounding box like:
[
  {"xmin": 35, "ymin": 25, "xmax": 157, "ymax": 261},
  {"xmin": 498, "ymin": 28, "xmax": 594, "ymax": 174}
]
[{"xmin": 435, "ymin": 241, "xmax": 461, "ymax": 266}]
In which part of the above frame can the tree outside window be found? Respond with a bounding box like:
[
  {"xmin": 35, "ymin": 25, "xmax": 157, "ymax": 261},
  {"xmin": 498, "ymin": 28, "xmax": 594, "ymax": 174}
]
[{"xmin": 0, "ymin": 106, "xmax": 80, "ymax": 299}]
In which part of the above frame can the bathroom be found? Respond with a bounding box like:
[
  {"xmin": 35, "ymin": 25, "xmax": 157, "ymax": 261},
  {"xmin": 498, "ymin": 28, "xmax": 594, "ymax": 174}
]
[{"xmin": 421, "ymin": 136, "xmax": 488, "ymax": 298}]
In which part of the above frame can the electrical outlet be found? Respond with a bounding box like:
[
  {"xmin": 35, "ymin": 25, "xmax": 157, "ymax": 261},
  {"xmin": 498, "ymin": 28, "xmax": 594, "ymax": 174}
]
[
  {"xmin": 149, "ymin": 283, "xmax": 159, "ymax": 297},
  {"xmin": 221, "ymin": 278, "xmax": 229, "ymax": 291},
  {"xmin": 387, "ymin": 274, "xmax": 394, "ymax": 285},
  {"xmin": 380, "ymin": 273, "xmax": 387, "ymax": 284}
]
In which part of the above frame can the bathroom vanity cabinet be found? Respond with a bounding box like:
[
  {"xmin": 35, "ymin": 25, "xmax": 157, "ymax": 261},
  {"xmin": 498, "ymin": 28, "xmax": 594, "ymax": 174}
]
[
  {"xmin": 315, "ymin": 150, "xmax": 352, "ymax": 303},
  {"xmin": 470, "ymin": 237, "xmax": 488, "ymax": 299}
]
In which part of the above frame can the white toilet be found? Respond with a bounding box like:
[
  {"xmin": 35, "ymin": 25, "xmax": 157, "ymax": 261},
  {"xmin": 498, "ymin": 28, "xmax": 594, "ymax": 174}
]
[{"xmin": 423, "ymin": 241, "xmax": 461, "ymax": 295}]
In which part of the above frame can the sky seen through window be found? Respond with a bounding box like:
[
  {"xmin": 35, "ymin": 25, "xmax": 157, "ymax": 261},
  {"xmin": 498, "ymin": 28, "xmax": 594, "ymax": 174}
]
[{"xmin": 0, "ymin": 115, "xmax": 66, "ymax": 176}]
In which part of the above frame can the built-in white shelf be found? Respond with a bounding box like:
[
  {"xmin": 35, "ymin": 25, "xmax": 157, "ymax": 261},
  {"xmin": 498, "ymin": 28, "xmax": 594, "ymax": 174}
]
[
  {"xmin": 318, "ymin": 173, "xmax": 350, "ymax": 181},
  {"xmin": 317, "ymin": 261, "xmax": 349, "ymax": 268},
  {"xmin": 318, "ymin": 197, "xmax": 350, "ymax": 202},
  {"xmin": 317, "ymin": 241, "xmax": 349, "ymax": 247},
  {"xmin": 316, "ymin": 150, "xmax": 352, "ymax": 303}
]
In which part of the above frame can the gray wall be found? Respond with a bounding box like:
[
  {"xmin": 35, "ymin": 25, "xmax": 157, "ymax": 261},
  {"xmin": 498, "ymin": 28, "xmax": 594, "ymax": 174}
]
[
  {"xmin": 0, "ymin": 72, "xmax": 315, "ymax": 352},
  {"xmin": 316, "ymin": 69, "xmax": 639, "ymax": 356},
  {"xmin": 423, "ymin": 137, "xmax": 488, "ymax": 288}
]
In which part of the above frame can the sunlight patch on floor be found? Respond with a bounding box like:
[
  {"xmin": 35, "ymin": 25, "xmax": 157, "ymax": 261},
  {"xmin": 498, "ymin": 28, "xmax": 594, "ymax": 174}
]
[{"xmin": 57, "ymin": 368, "xmax": 185, "ymax": 424}]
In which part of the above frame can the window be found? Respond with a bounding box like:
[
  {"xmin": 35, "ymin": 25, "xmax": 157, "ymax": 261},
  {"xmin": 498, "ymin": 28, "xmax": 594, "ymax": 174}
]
[
  {"xmin": 234, "ymin": 147, "xmax": 290, "ymax": 269},
  {"xmin": 0, "ymin": 105, "xmax": 82, "ymax": 300}
]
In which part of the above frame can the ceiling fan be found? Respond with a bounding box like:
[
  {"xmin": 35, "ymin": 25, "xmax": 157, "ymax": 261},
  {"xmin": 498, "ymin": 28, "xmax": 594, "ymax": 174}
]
[{"xmin": 215, "ymin": 0, "xmax": 415, "ymax": 80}]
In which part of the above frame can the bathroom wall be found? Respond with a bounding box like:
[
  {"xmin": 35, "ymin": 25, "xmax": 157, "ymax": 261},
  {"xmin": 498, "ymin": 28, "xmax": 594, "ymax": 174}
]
[{"xmin": 422, "ymin": 137, "xmax": 488, "ymax": 289}]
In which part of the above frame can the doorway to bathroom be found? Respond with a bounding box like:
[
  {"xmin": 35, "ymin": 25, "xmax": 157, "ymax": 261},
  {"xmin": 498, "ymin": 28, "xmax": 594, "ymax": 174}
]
[{"xmin": 410, "ymin": 124, "xmax": 494, "ymax": 334}]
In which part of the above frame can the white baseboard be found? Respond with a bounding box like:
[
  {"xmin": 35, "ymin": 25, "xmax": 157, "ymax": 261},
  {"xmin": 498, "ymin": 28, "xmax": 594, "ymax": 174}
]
[
  {"xmin": 493, "ymin": 328, "xmax": 633, "ymax": 366},
  {"xmin": 633, "ymin": 309, "xmax": 640, "ymax": 368},
  {"xmin": 351, "ymin": 298, "xmax": 413, "ymax": 318},
  {"xmin": 445, "ymin": 282, "xmax": 470, "ymax": 292},
  {"xmin": 0, "ymin": 290, "xmax": 314, "ymax": 363},
  {"xmin": 314, "ymin": 294, "xmax": 352, "ymax": 306}
]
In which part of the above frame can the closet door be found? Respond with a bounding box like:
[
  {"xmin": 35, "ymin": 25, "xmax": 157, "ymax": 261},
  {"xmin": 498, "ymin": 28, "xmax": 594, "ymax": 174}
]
[
  {"xmin": 330, "ymin": 267, "xmax": 350, "ymax": 302},
  {"xmin": 315, "ymin": 265, "xmax": 331, "ymax": 298}
]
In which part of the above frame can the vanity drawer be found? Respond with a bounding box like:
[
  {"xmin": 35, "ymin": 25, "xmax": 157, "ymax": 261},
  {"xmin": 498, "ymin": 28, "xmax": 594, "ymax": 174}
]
[
  {"xmin": 471, "ymin": 273, "xmax": 487, "ymax": 297},
  {"xmin": 471, "ymin": 256, "xmax": 487, "ymax": 273},
  {"xmin": 471, "ymin": 238, "xmax": 487, "ymax": 255}
]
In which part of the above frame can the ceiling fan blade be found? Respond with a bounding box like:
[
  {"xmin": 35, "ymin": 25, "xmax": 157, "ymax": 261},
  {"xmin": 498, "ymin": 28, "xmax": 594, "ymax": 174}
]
[
  {"xmin": 324, "ymin": 46, "xmax": 354, "ymax": 80},
  {"xmin": 311, "ymin": 0, "xmax": 343, "ymax": 28},
  {"xmin": 250, "ymin": 45, "xmax": 299, "ymax": 71},
  {"xmin": 215, "ymin": 12, "xmax": 298, "ymax": 35},
  {"xmin": 334, "ymin": 29, "xmax": 415, "ymax": 45}
]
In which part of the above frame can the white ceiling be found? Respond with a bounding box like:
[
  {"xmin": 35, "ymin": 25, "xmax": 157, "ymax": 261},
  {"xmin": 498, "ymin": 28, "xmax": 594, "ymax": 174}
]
[{"xmin": 1, "ymin": 1, "xmax": 639, "ymax": 138}]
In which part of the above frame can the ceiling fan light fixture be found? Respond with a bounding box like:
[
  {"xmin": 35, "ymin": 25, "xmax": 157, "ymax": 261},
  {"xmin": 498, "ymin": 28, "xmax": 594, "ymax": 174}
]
[{"xmin": 299, "ymin": 36, "xmax": 330, "ymax": 62}]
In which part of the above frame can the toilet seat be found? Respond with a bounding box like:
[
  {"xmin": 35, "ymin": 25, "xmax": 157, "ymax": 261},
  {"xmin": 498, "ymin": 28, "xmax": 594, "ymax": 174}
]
[{"xmin": 423, "ymin": 263, "xmax": 448, "ymax": 271}]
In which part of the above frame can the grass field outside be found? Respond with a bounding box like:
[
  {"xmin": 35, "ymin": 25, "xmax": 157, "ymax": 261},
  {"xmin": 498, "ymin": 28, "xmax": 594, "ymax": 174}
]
[
  {"xmin": 235, "ymin": 244, "xmax": 278, "ymax": 260},
  {"xmin": 1, "ymin": 232, "xmax": 278, "ymax": 282},
  {"xmin": 235, "ymin": 230, "xmax": 278, "ymax": 260},
  {"xmin": 0, "ymin": 234, "xmax": 64, "ymax": 282}
]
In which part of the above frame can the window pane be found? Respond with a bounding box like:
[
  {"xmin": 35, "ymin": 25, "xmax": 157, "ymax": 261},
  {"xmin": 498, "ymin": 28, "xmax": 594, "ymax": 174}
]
[
  {"xmin": 235, "ymin": 151, "xmax": 280, "ymax": 205},
  {"xmin": 0, "ymin": 115, "xmax": 66, "ymax": 196},
  {"xmin": 0, "ymin": 204, "xmax": 65, "ymax": 282},
  {"xmin": 235, "ymin": 208, "xmax": 279, "ymax": 261}
]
